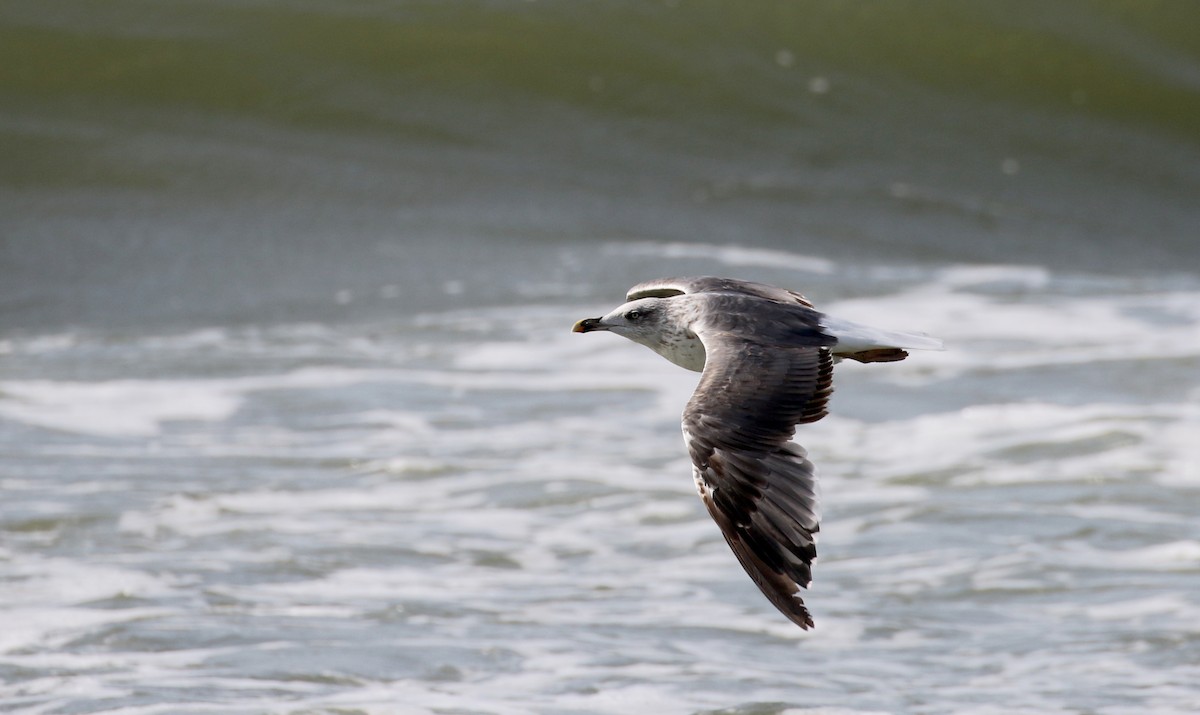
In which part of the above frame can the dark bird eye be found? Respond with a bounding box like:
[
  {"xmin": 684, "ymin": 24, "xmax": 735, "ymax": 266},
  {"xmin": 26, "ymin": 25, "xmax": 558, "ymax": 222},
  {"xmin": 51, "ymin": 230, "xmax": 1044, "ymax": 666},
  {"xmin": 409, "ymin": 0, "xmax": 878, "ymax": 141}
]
[{"xmin": 626, "ymin": 310, "xmax": 642, "ymax": 320}]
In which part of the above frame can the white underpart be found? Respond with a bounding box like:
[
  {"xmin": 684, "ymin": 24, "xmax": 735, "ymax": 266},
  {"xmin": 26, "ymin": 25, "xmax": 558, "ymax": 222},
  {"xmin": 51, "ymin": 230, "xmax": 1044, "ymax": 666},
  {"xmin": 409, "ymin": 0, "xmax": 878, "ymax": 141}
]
[
  {"xmin": 820, "ymin": 315, "xmax": 945, "ymax": 354},
  {"xmin": 642, "ymin": 301, "xmax": 708, "ymax": 372},
  {"xmin": 654, "ymin": 330, "xmax": 706, "ymax": 372}
]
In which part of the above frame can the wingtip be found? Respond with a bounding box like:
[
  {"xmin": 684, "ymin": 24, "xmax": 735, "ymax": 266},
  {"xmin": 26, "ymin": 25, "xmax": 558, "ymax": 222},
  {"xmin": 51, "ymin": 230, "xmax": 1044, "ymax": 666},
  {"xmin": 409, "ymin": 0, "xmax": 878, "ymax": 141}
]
[{"xmin": 791, "ymin": 610, "xmax": 816, "ymax": 630}]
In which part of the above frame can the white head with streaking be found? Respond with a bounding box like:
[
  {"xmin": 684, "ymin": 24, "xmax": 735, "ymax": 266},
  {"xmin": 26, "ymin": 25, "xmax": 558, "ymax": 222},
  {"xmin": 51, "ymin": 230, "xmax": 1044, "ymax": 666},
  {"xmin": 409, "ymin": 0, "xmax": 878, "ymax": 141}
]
[
  {"xmin": 573, "ymin": 276, "xmax": 943, "ymax": 630},
  {"xmin": 572, "ymin": 296, "xmax": 708, "ymax": 371}
]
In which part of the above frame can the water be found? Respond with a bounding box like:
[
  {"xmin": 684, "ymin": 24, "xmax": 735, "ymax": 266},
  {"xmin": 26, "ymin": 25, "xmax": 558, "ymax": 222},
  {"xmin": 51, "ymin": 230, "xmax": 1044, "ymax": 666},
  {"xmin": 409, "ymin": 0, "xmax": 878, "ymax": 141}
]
[{"xmin": 3, "ymin": 2, "xmax": 1200, "ymax": 713}]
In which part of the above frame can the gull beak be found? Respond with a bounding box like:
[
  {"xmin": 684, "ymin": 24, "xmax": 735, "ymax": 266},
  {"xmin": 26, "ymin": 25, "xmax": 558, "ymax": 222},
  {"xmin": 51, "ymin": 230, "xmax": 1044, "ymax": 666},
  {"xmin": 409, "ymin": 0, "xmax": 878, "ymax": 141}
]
[{"xmin": 572, "ymin": 317, "xmax": 606, "ymax": 333}]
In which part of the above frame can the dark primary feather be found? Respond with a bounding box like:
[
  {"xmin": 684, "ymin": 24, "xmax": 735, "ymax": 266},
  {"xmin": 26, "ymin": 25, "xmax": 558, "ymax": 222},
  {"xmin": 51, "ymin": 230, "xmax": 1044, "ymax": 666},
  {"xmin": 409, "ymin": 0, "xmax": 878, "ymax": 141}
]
[{"xmin": 683, "ymin": 301, "xmax": 835, "ymax": 629}]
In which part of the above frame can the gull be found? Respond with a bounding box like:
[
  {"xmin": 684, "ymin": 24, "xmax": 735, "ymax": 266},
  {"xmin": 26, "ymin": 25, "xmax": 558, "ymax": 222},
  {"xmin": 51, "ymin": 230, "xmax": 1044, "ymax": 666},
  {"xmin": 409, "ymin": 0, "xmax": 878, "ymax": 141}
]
[{"xmin": 572, "ymin": 277, "xmax": 942, "ymax": 629}]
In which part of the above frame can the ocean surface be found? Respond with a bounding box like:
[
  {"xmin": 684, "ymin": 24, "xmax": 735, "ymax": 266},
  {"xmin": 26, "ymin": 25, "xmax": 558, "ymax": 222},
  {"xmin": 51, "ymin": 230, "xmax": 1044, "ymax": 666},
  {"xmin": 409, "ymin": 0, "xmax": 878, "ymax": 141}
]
[{"xmin": 2, "ymin": 1, "xmax": 1199, "ymax": 713}]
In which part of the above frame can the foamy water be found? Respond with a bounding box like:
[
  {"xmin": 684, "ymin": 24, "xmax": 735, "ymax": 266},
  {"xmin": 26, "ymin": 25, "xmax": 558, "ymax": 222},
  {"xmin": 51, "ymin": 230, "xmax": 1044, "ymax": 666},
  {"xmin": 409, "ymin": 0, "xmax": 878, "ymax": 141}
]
[{"xmin": 2, "ymin": 252, "xmax": 1198, "ymax": 714}]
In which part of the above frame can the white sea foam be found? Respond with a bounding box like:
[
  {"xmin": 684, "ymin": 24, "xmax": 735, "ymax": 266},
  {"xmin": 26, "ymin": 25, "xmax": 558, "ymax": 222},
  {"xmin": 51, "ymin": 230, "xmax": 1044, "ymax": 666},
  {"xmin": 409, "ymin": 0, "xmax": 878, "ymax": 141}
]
[
  {"xmin": 827, "ymin": 271, "xmax": 1200, "ymax": 379},
  {"xmin": 3, "ymin": 263, "xmax": 1200, "ymax": 715},
  {"xmin": 0, "ymin": 379, "xmax": 243, "ymax": 437},
  {"xmin": 0, "ymin": 557, "xmax": 179, "ymax": 656}
]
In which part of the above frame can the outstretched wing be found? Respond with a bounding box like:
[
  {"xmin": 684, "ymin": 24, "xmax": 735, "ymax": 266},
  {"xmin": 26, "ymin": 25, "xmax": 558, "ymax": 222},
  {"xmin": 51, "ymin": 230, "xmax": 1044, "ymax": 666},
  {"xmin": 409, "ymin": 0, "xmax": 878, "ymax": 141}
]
[
  {"xmin": 627, "ymin": 276, "xmax": 815, "ymax": 308},
  {"xmin": 683, "ymin": 312, "xmax": 834, "ymax": 629}
]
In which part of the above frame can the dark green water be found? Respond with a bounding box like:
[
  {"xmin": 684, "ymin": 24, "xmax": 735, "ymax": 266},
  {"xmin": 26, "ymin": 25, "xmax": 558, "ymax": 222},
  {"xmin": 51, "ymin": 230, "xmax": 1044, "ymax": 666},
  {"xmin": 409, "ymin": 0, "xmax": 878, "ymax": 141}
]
[{"xmin": 3, "ymin": 0, "xmax": 1199, "ymax": 328}]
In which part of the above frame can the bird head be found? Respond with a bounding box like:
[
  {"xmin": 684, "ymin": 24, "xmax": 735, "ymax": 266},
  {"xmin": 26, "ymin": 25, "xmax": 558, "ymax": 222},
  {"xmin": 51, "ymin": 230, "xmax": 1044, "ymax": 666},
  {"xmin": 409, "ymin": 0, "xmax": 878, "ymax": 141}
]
[{"xmin": 572, "ymin": 297, "xmax": 667, "ymax": 348}]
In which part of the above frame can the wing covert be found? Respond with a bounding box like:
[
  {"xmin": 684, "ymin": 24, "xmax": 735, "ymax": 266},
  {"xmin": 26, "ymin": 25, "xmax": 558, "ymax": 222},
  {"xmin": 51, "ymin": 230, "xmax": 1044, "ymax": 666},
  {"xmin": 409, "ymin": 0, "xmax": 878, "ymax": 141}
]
[{"xmin": 627, "ymin": 277, "xmax": 814, "ymax": 308}]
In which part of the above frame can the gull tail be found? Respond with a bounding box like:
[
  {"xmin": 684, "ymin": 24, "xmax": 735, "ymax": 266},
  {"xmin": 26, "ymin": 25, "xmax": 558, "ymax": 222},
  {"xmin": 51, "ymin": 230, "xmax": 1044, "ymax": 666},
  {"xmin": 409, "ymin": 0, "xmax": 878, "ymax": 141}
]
[{"xmin": 819, "ymin": 315, "xmax": 944, "ymax": 364}]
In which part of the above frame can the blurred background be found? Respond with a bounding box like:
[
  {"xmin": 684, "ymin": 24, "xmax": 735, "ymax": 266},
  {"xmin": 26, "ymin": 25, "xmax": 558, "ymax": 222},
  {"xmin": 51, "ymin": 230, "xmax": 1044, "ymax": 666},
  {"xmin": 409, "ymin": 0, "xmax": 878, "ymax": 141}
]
[{"xmin": 2, "ymin": 1, "xmax": 1199, "ymax": 713}]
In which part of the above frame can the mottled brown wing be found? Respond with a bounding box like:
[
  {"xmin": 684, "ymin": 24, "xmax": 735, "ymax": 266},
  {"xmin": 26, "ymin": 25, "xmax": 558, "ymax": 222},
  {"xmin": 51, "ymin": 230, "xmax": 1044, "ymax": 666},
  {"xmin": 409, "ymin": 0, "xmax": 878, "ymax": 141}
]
[{"xmin": 682, "ymin": 334, "xmax": 834, "ymax": 629}]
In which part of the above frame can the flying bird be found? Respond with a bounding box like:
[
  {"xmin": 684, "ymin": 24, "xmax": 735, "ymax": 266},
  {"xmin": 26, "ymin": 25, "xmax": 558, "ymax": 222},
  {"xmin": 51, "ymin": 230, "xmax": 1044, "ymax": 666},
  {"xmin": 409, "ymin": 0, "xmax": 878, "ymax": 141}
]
[{"xmin": 572, "ymin": 277, "xmax": 942, "ymax": 629}]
